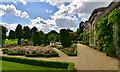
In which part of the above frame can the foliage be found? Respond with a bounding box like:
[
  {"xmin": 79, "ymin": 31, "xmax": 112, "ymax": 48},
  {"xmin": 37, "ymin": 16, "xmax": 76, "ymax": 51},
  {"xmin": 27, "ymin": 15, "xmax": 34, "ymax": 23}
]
[
  {"xmin": 23, "ymin": 26, "xmax": 31, "ymax": 40},
  {"xmin": 5, "ymin": 39, "xmax": 18, "ymax": 45},
  {"xmin": 56, "ymin": 45, "xmax": 63, "ymax": 50},
  {"xmin": 60, "ymin": 29, "xmax": 72, "ymax": 47},
  {"xmin": 60, "ymin": 44, "xmax": 77, "ymax": 56},
  {"xmin": 1, "ymin": 26, "xmax": 8, "ymax": 39},
  {"xmin": 107, "ymin": 9, "xmax": 120, "ymax": 58},
  {"xmin": 2, "ymin": 56, "xmax": 74, "ymax": 70},
  {"xmin": 44, "ymin": 34, "xmax": 50, "ymax": 45},
  {"xmin": 69, "ymin": 32, "xmax": 77, "ymax": 42},
  {"xmin": 80, "ymin": 32, "xmax": 89, "ymax": 45},
  {"xmin": 39, "ymin": 31, "xmax": 45, "ymax": 45},
  {"xmin": 15, "ymin": 24, "xmax": 23, "ymax": 45},
  {"xmin": 47, "ymin": 30, "xmax": 60, "ymax": 42},
  {"xmin": 67, "ymin": 63, "xmax": 75, "ymax": 72},
  {"xmin": 8, "ymin": 30, "xmax": 16, "ymax": 39},
  {"xmin": 2, "ymin": 46, "xmax": 59, "ymax": 57},
  {"xmin": 96, "ymin": 9, "xmax": 120, "ymax": 57},
  {"xmin": 76, "ymin": 21, "xmax": 84, "ymax": 41},
  {"xmin": 2, "ymin": 60, "xmax": 65, "ymax": 71},
  {"xmin": 96, "ymin": 17, "xmax": 109, "ymax": 51},
  {"xmin": 32, "ymin": 31, "xmax": 41, "ymax": 46},
  {"xmin": 0, "ymin": 26, "xmax": 8, "ymax": 46},
  {"xmin": 31, "ymin": 26, "xmax": 38, "ymax": 34},
  {"xmin": 60, "ymin": 48, "xmax": 77, "ymax": 56}
]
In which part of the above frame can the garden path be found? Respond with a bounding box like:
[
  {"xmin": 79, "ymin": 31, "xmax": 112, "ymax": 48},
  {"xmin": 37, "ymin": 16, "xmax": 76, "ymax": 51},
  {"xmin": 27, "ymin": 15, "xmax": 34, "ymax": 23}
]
[{"xmin": 0, "ymin": 44, "xmax": 119, "ymax": 71}]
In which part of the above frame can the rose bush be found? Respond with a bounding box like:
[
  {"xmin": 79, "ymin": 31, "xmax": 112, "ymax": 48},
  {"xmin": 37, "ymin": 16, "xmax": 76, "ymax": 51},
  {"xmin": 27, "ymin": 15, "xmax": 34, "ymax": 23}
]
[{"xmin": 2, "ymin": 46, "xmax": 59, "ymax": 57}]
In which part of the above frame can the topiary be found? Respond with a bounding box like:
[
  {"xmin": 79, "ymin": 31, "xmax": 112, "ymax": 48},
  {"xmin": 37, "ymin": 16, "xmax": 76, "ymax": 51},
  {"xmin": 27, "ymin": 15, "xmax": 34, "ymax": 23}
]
[
  {"xmin": 60, "ymin": 29, "xmax": 72, "ymax": 47},
  {"xmin": 32, "ymin": 31, "xmax": 41, "ymax": 46}
]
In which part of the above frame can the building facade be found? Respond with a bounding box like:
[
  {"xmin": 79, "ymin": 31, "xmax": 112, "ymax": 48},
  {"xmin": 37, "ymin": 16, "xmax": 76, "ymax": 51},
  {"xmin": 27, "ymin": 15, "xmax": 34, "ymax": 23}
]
[{"xmin": 86, "ymin": 1, "xmax": 120, "ymax": 48}]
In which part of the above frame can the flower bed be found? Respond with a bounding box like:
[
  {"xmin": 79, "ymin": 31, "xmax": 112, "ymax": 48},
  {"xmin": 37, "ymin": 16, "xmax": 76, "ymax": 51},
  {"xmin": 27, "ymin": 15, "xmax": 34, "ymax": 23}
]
[
  {"xmin": 60, "ymin": 44, "xmax": 77, "ymax": 56},
  {"xmin": 2, "ymin": 46, "xmax": 59, "ymax": 57}
]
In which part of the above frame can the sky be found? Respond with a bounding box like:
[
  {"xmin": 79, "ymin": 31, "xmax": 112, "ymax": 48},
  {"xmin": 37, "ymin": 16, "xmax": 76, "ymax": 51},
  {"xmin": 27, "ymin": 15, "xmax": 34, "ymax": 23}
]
[{"xmin": 0, "ymin": 0, "xmax": 113, "ymax": 34}]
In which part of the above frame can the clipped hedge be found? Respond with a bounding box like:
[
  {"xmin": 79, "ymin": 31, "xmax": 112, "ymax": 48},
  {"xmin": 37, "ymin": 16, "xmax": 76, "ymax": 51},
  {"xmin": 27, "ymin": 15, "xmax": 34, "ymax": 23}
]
[
  {"xmin": 60, "ymin": 29, "xmax": 72, "ymax": 47},
  {"xmin": 1, "ymin": 56, "xmax": 75, "ymax": 72},
  {"xmin": 61, "ymin": 48, "xmax": 77, "ymax": 56},
  {"xmin": 56, "ymin": 45, "xmax": 63, "ymax": 50},
  {"xmin": 60, "ymin": 44, "xmax": 77, "ymax": 56}
]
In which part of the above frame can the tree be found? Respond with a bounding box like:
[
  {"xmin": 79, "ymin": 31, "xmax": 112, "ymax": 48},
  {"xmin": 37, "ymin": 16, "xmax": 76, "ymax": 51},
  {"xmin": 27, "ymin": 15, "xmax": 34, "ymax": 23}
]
[
  {"xmin": 23, "ymin": 26, "xmax": 31, "ymax": 40},
  {"xmin": 0, "ymin": 26, "xmax": 8, "ymax": 46},
  {"xmin": 44, "ymin": 34, "xmax": 50, "ymax": 45},
  {"xmin": 32, "ymin": 30, "xmax": 45, "ymax": 46},
  {"xmin": 8, "ymin": 30, "xmax": 16, "ymax": 39},
  {"xmin": 31, "ymin": 26, "xmax": 38, "ymax": 34},
  {"xmin": 67, "ymin": 29, "xmax": 74, "ymax": 32},
  {"xmin": 76, "ymin": 21, "xmax": 84, "ymax": 41},
  {"xmin": 39, "ymin": 30, "xmax": 45, "ymax": 45},
  {"xmin": 15, "ymin": 24, "xmax": 23, "ymax": 45},
  {"xmin": 47, "ymin": 30, "xmax": 59, "ymax": 42},
  {"xmin": 60, "ymin": 29, "xmax": 71, "ymax": 47},
  {"xmin": 32, "ymin": 31, "xmax": 40, "ymax": 46},
  {"xmin": 69, "ymin": 32, "xmax": 77, "ymax": 42}
]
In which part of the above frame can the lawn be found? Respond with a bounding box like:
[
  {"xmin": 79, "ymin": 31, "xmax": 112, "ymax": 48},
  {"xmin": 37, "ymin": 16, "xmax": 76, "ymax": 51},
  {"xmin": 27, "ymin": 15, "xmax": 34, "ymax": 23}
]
[
  {"xmin": 2, "ymin": 60, "xmax": 65, "ymax": 71},
  {"xmin": 5, "ymin": 39, "xmax": 18, "ymax": 45}
]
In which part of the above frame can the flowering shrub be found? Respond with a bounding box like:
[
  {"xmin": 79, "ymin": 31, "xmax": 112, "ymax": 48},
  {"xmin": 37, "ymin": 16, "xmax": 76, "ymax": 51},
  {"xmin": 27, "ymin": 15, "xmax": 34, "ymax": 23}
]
[{"xmin": 3, "ymin": 46, "xmax": 59, "ymax": 57}]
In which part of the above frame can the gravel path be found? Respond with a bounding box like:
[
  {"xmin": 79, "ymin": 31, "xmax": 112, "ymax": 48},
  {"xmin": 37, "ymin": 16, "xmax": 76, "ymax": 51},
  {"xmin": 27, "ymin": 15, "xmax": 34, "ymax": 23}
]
[{"xmin": 0, "ymin": 44, "xmax": 119, "ymax": 70}]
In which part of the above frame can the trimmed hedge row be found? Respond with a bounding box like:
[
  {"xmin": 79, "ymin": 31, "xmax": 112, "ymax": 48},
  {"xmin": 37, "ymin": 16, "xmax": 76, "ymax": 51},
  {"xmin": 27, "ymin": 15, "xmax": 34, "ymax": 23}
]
[
  {"xmin": 1, "ymin": 56, "xmax": 75, "ymax": 72},
  {"xmin": 56, "ymin": 45, "xmax": 63, "ymax": 50},
  {"xmin": 60, "ymin": 48, "xmax": 77, "ymax": 56},
  {"xmin": 60, "ymin": 44, "xmax": 77, "ymax": 56}
]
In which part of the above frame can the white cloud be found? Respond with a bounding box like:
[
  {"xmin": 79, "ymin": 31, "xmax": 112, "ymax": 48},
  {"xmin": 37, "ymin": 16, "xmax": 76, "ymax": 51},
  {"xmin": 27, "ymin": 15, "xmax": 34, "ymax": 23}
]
[
  {"xmin": 46, "ymin": 10, "xmax": 52, "ymax": 13},
  {"xmin": 21, "ymin": 11, "xmax": 29, "ymax": 18},
  {"xmin": 0, "ymin": 4, "xmax": 29, "ymax": 19},
  {"xmin": 0, "ymin": 11, "xmax": 4, "ymax": 16},
  {"xmin": 20, "ymin": 0, "xmax": 27, "ymax": 5},
  {"xmin": 39, "ymin": 0, "xmax": 68, "ymax": 7}
]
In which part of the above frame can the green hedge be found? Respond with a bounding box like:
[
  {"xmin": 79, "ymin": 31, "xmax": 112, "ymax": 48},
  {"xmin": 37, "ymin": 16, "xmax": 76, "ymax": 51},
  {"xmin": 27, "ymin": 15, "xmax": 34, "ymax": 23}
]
[
  {"xmin": 56, "ymin": 45, "xmax": 63, "ymax": 50},
  {"xmin": 60, "ymin": 29, "xmax": 72, "ymax": 47},
  {"xmin": 60, "ymin": 48, "xmax": 77, "ymax": 56},
  {"xmin": 1, "ymin": 56, "xmax": 74, "ymax": 72},
  {"xmin": 60, "ymin": 44, "xmax": 77, "ymax": 56}
]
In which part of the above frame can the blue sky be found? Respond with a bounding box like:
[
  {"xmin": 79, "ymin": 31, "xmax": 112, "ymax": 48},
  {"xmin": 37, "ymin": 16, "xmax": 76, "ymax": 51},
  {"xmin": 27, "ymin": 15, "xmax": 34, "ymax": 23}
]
[
  {"xmin": 0, "ymin": 0, "xmax": 111, "ymax": 33},
  {"xmin": 2, "ymin": 2, "xmax": 60, "ymax": 25}
]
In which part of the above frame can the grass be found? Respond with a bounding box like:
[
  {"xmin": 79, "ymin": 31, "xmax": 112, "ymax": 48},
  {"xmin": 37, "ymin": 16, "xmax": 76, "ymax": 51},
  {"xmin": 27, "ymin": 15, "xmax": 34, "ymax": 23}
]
[
  {"xmin": 2, "ymin": 60, "xmax": 65, "ymax": 71},
  {"xmin": 5, "ymin": 39, "xmax": 18, "ymax": 45}
]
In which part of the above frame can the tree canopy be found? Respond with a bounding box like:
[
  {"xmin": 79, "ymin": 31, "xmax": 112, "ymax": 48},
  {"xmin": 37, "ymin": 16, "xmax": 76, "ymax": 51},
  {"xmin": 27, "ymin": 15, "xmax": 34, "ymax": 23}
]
[{"xmin": 8, "ymin": 30, "xmax": 16, "ymax": 39}]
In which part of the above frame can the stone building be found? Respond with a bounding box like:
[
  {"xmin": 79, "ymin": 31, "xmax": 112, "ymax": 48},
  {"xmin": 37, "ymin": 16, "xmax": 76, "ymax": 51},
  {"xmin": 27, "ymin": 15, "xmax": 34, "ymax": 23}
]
[{"xmin": 86, "ymin": 1, "xmax": 120, "ymax": 48}]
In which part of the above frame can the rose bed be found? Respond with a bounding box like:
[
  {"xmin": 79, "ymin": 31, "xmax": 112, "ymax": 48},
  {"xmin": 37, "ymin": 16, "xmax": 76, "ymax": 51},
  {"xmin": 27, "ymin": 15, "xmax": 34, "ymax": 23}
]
[{"xmin": 2, "ymin": 46, "xmax": 59, "ymax": 57}]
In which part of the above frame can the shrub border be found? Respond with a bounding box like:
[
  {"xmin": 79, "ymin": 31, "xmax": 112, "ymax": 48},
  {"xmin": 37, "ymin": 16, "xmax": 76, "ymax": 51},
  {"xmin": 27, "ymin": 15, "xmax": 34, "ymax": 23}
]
[
  {"xmin": 60, "ymin": 48, "xmax": 77, "ymax": 56},
  {"xmin": 60, "ymin": 44, "xmax": 77, "ymax": 56},
  {"xmin": 1, "ymin": 56, "xmax": 74, "ymax": 72},
  {"xmin": 2, "ymin": 49, "xmax": 59, "ymax": 57}
]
